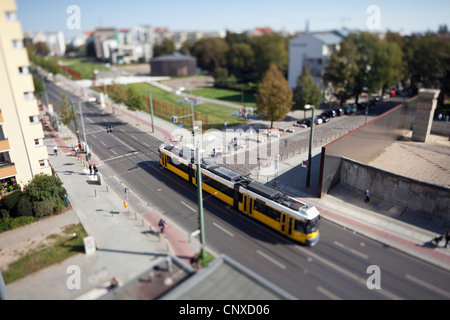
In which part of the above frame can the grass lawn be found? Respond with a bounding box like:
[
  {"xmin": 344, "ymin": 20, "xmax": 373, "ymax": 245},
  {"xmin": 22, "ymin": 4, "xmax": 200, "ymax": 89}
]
[
  {"xmin": 123, "ymin": 82, "xmax": 248, "ymax": 129},
  {"xmin": 191, "ymin": 87, "xmax": 257, "ymax": 109},
  {"xmin": 2, "ymin": 223, "xmax": 88, "ymax": 284},
  {"xmin": 48, "ymin": 57, "xmax": 109, "ymax": 79}
]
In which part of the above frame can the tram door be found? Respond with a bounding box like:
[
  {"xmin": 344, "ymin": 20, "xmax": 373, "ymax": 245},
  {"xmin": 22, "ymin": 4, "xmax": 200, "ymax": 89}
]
[{"xmin": 281, "ymin": 213, "xmax": 293, "ymax": 236}]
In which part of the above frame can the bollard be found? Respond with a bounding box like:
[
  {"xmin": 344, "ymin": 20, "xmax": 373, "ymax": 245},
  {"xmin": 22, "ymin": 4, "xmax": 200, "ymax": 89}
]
[{"xmin": 64, "ymin": 194, "xmax": 69, "ymax": 207}]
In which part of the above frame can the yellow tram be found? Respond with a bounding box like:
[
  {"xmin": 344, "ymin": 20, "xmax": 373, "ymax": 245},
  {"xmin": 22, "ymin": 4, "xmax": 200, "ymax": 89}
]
[{"xmin": 159, "ymin": 143, "xmax": 320, "ymax": 246}]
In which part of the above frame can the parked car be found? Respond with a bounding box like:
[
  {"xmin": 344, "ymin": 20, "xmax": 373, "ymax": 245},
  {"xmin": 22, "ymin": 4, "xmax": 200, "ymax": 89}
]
[
  {"xmin": 321, "ymin": 110, "xmax": 336, "ymax": 118},
  {"xmin": 343, "ymin": 106, "xmax": 355, "ymax": 115},
  {"xmin": 317, "ymin": 115, "xmax": 330, "ymax": 123},
  {"xmin": 333, "ymin": 108, "xmax": 344, "ymax": 116}
]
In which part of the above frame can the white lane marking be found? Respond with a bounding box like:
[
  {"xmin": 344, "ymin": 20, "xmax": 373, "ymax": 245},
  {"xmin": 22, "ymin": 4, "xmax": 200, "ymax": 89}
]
[
  {"xmin": 406, "ymin": 274, "xmax": 450, "ymax": 298},
  {"xmin": 256, "ymin": 250, "xmax": 286, "ymax": 270},
  {"xmin": 181, "ymin": 201, "xmax": 196, "ymax": 213},
  {"xmin": 296, "ymin": 246, "xmax": 401, "ymax": 300},
  {"xmin": 334, "ymin": 241, "xmax": 369, "ymax": 260},
  {"xmin": 317, "ymin": 286, "xmax": 342, "ymax": 300},
  {"xmin": 213, "ymin": 222, "xmax": 234, "ymax": 237}
]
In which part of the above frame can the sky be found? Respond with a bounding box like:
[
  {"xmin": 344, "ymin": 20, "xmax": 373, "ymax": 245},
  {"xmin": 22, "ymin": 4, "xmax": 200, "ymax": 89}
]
[{"xmin": 16, "ymin": 0, "xmax": 450, "ymax": 39}]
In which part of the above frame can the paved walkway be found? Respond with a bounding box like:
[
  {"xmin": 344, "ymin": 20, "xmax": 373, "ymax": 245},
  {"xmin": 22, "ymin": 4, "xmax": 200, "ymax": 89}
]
[{"xmin": 3, "ymin": 75, "xmax": 450, "ymax": 299}]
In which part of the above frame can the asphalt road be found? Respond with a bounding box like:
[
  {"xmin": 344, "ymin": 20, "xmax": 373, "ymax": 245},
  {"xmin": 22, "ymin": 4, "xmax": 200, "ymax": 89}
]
[{"xmin": 44, "ymin": 80, "xmax": 450, "ymax": 300}]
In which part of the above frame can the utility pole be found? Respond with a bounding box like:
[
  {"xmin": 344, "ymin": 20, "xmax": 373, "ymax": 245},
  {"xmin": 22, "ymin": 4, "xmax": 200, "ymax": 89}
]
[
  {"xmin": 71, "ymin": 100, "xmax": 81, "ymax": 144},
  {"xmin": 196, "ymin": 143, "xmax": 206, "ymax": 261},
  {"xmin": 148, "ymin": 90, "xmax": 155, "ymax": 133},
  {"xmin": 305, "ymin": 105, "xmax": 315, "ymax": 188}
]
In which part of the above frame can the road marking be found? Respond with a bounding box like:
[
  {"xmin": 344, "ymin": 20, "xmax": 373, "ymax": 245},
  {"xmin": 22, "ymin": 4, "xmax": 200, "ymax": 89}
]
[
  {"xmin": 256, "ymin": 250, "xmax": 286, "ymax": 270},
  {"xmin": 405, "ymin": 274, "xmax": 450, "ymax": 298},
  {"xmin": 334, "ymin": 241, "xmax": 369, "ymax": 260},
  {"xmin": 213, "ymin": 222, "xmax": 234, "ymax": 237},
  {"xmin": 317, "ymin": 286, "xmax": 342, "ymax": 300},
  {"xmin": 296, "ymin": 246, "xmax": 401, "ymax": 300},
  {"xmin": 180, "ymin": 201, "xmax": 196, "ymax": 213}
]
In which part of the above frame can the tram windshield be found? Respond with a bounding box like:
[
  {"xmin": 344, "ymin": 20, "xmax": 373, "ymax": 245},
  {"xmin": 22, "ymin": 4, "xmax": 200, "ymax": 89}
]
[{"xmin": 305, "ymin": 217, "xmax": 319, "ymax": 234}]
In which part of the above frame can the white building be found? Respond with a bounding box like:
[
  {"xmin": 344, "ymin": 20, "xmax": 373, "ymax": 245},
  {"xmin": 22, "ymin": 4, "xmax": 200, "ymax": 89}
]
[
  {"xmin": 288, "ymin": 31, "xmax": 344, "ymax": 90},
  {"xmin": 46, "ymin": 31, "xmax": 66, "ymax": 57}
]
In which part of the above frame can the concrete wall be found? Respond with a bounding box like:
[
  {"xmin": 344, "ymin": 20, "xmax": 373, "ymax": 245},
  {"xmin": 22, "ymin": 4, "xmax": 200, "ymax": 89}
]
[{"xmin": 340, "ymin": 158, "xmax": 450, "ymax": 221}]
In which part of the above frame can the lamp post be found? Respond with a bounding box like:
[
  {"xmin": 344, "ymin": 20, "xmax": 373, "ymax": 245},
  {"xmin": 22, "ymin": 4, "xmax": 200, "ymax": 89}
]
[
  {"xmin": 304, "ymin": 105, "xmax": 315, "ymax": 188},
  {"xmin": 196, "ymin": 143, "xmax": 206, "ymax": 261},
  {"xmin": 78, "ymin": 98, "xmax": 96, "ymax": 154},
  {"xmin": 148, "ymin": 90, "xmax": 155, "ymax": 133}
]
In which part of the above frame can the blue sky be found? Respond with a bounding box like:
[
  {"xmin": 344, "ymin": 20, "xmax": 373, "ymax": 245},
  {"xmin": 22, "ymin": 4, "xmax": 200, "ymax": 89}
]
[{"xmin": 16, "ymin": 0, "xmax": 450, "ymax": 38}]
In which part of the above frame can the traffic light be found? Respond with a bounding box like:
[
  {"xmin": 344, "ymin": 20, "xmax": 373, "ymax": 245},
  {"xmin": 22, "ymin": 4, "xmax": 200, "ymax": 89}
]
[
  {"xmin": 171, "ymin": 116, "xmax": 178, "ymax": 124},
  {"xmin": 107, "ymin": 125, "xmax": 114, "ymax": 133}
]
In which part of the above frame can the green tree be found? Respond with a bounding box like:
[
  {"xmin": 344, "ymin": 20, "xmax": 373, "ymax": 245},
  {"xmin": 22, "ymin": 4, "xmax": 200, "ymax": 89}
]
[
  {"xmin": 323, "ymin": 39, "xmax": 359, "ymax": 106},
  {"xmin": 255, "ymin": 63, "xmax": 293, "ymax": 128},
  {"xmin": 57, "ymin": 94, "xmax": 75, "ymax": 126},
  {"xmin": 192, "ymin": 38, "xmax": 229, "ymax": 72},
  {"xmin": 153, "ymin": 38, "xmax": 176, "ymax": 57},
  {"xmin": 347, "ymin": 32, "xmax": 384, "ymax": 102},
  {"xmin": 293, "ymin": 66, "xmax": 322, "ymax": 113},
  {"xmin": 24, "ymin": 173, "xmax": 64, "ymax": 203},
  {"xmin": 373, "ymin": 40, "xmax": 403, "ymax": 99},
  {"xmin": 253, "ymin": 35, "xmax": 289, "ymax": 79},
  {"xmin": 227, "ymin": 43, "xmax": 255, "ymax": 77},
  {"xmin": 126, "ymin": 87, "xmax": 146, "ymax": 111},
  {"xmin": 32, "ymin": 75, "xmax": 45, "ymax": 100}
]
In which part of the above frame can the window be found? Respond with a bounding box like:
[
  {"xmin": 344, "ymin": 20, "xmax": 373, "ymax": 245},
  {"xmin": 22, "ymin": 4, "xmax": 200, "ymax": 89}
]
[
  {"xmin": 12, "ymin": 40, "xmax": 23, "ymax": 49},
  {"xmin": 167, "ymin": 156, "xmax": 189, "ymax": 173},
  {"xmin": 34, "ymin": 138, "xmax": 43, "ymax": 146},
  {"xmin": 202, "ymin": 174, "xmax": 233, "ymax": 198},
  {"xmin": 24, "ymin": 92, "xmax": 35, "ymax": 101},
  {"xmin": 29, "ymin": 115, "xmax": 39, "ymax": 124},
  {"xmin": 5, "ymin": 12, "xmax": 17, "ymax": 21},
  {"xmin": 39, "ymin": 159, "xmax": 49, "ymax": 168},
  {"xmin": 254, "ymin": 200, "xmax": 281, "ymax": 222},
  {"xmin": 19, "ymin": 66, "xmax": 29, "ymax": 75}
]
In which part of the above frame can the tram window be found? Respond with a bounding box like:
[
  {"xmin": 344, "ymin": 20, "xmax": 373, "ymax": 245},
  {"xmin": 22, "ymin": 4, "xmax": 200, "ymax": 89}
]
[
  {"xmin": 167, "ymin": 157, "xmax": 189, "ymax": 173},
  {"xmin": 254, "ymin": 200, "xmax": 280, "ymax": 221},
  {"xmin": 294, "ymin": 220, "xmax": 307, "ymax": 232},
  {"xmin": 203, "ymin": 175, "xmax": 233, "ymax": 198}
]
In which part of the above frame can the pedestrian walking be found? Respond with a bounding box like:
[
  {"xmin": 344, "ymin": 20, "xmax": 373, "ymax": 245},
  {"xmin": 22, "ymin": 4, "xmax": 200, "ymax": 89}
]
[
  {"xmin": 364, "ymin": 187, "xmax": 371, "ymax": 203},
  {"xmin": 93, "ymin": 164, "xmax": 98, "ymax": 176},
  {"xmin": 89, "ymin": 164, "xmax": 93, "ymax": 175},
  {"xmin": 74, "ymin": 146, "xmax": 80, "ymax": 157},
  {"xmin": 53, "ymin": 145, "xmax": 58, "ymax": 156},
  {"xmin": 224, "ymin": 120, "xmax": 227, "ymax": 129},
  {"xmin": 445, "ymin": 229, "xmax": 450, "ymax": 248},
  {"xmin": 158, "ymin": 218, "xmax": 166, "ymax": 234}
]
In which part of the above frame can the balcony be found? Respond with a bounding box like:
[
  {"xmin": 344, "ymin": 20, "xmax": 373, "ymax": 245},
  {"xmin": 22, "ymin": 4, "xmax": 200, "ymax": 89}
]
[
  {"xmin": 0, "ymin": 162, "xmax": 17, "ymax": 180},
  {"xmin": 0, "ymin": 139, "xmax": 11, "ymax": 152}
]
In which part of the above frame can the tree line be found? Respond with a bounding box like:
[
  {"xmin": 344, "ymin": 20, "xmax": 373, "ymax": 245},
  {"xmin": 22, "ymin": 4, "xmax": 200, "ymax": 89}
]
[{"xmin": 154, "ymin": 29, "xmax": 450, "ymax": 126}]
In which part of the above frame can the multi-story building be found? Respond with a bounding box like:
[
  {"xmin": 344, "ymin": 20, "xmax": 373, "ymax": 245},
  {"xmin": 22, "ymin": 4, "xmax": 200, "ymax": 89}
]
[
  {"xmin": 0, "ymin": 0, "xmax": 52, "ymax": 189},
  {"xmin": 288, "ymin": 31, "xmax": 344, "ymax": 90}
]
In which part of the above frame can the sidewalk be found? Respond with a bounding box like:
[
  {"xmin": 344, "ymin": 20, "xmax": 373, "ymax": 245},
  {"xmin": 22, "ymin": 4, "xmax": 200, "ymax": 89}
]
[{"xmin": 5, "ymin": 109, "xmax": 198, "ymax": 300}]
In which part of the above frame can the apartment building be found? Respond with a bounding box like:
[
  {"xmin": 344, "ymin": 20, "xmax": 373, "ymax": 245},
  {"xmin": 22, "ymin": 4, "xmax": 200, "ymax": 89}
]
[{"xmin": 0, "ymin": 0, "xmax": 52, "ymax": 189}]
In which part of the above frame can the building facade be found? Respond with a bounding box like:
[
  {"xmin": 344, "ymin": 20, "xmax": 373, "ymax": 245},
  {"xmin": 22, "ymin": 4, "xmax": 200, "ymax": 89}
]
[
  {"xmin": 0, "ymin": 0, "xmax": 52, "ymax": 189},
  {"xmin": 288, "ymin": 31, "xmax": 343, "ymax": 90}
]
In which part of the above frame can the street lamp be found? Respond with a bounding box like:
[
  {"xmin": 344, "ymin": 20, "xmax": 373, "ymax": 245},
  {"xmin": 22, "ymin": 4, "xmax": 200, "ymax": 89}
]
[
  {"xmin": 78, "ymin": 97, "xmax": 96, "ymax": 154},
  {"xmin": 304, "ymin": 105, "xmax": 315, "ymax": 188}
]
